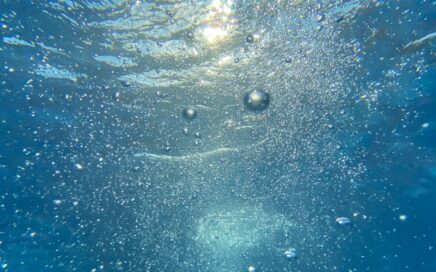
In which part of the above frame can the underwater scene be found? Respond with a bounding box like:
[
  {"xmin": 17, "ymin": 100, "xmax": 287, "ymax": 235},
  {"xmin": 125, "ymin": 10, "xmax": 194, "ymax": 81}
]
[{"xmin": 1, "ymin": 0, "xmax": 436, "ymax": 271}]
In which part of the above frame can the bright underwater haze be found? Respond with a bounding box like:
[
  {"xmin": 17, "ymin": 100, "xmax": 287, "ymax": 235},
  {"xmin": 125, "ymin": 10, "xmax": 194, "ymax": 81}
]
[{"xmin": 0, "ymin": 0, "xmax": 436, "ymax": 271}]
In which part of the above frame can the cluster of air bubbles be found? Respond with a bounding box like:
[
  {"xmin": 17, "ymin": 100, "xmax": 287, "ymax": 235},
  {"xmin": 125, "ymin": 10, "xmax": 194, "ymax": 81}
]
[
  {"xmin": 246, "ymin": 248, "xmax": 298, "ymax": 271},
  {"xmin": 163, "ymin": 142, "xmax": 171, "ymax": 152},
  {"xmin": 244, "ymin": 89, "xmax": 270, "ymax": 111}
]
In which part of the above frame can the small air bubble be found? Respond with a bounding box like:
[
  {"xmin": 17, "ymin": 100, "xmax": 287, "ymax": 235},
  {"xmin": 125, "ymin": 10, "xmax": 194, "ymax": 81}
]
[
  {"xmin": 315, "ymin": 14, "xmax": 325, "ymax": 22},
  {"xmin": 247, "ymin": 265, "xmax": 256, "ymax": 272},
  {"xmin": 284, "ymin": 248, "xmax": 297, "ymax": 259},
  {"xmin": 183, "ymin": 107, "xmax": 197, "ymax": 120},
  {"xmin": 246, "ymin": 34, "xmax": 254, "ymax": 43},
  {"xmin": 336, "ymin": 217, "xmax": 351, "ymax": 225}
]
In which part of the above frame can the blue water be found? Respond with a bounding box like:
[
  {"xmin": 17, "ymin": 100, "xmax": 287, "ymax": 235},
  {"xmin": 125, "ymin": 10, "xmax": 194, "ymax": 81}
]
[{"xmin": 1, "ymin": 0, "xmax": 435, "ymax": 271}]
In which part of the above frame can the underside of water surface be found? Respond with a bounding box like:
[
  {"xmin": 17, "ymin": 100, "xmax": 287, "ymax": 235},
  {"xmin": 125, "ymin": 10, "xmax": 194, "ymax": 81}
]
[{"xmin": 0, "ymin": 0, "xmax": 435, "ymax": 271}]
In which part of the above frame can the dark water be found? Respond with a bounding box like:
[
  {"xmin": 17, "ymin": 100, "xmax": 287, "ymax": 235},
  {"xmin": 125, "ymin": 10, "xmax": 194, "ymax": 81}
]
[{"xmin": 0, "ymin": 0, "xmax": 435, "ymax": 271}]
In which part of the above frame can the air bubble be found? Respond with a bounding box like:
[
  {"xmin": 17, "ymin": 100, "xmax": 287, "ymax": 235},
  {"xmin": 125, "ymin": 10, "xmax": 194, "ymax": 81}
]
[
  {"xmin": 182, "ymin": 107, "xmax": 197, "ymax": 120},
  {"xmin": 244, "ymin": 89, "xmax": 270, "ymax": 111},
  {"xmin": 336, "ymin": 217, "xmax": 351, "ymax": 225},
  {"xmin": 113, "ymin": 91, "xmax": 121, "ymax": 100},
  {"xmin": 284, "ymin": 248, "xmax": 297, "ymax": 259},
  {"xmin": 315, "ymin": 14, "xmax": 325, "ymax": 22},
  {"xmin": 246, "ymin": 34, "xmax": 254, "ymax": 43},
  {"xmin": 120, "ymin": 80, "xmax": 131, "ymax": 87}
]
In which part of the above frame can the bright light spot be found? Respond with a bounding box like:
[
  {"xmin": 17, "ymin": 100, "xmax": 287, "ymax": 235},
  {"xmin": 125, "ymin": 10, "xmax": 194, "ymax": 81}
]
[
  {"xmin": 201, "ymin": 0, "xmax": 234, "ymax": 45},
  {"xmin": 202, "ymin": 26, "xmax": 228, "ymax": 43},
  {"xmin": 399, "ymin": 214, "xmax": 407, "ymax": 221},
  {"xmin": 206, "ymin": 69, "xmax": 217, "ymax": 76},
  {"xmin": 217, "ymin": 55, "xmax": 232, "ymax": 66},
  {"xmin": 210, "ymin": 0, "xmax": 233, "ymax": 14}
]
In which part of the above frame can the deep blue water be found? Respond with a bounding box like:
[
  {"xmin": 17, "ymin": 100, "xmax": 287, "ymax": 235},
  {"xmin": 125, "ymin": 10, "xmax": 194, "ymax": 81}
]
[{"xmin": 1, "ymin": 0, "xmax": 436, "ymax": 271}]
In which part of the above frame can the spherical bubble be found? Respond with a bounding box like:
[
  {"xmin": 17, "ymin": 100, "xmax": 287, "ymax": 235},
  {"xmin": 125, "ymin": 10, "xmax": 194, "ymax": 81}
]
[
  {"xmin": 246, "ymin": 34, "xmax": 254, "ymax": 43},
  {"xmin": 285, "ymin": 57, "xmax": 292, "ymax": 63},
  {"xmin": 247, "ymin": 265, "xmax": 256, "ymax": 272},
  {"xmin": 182, "ymin": 107, "xmax": 197, "ymax": 120},
  {"xmin": 244, "ymin": 89, "xmax": 270, "ymax": 111}
]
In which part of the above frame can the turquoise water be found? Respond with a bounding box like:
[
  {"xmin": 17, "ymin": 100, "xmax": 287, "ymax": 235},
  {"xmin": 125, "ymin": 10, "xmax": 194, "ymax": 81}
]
[{"xmin": 0, "ymin": 0, "xmax": 435, "ymax": 271}]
